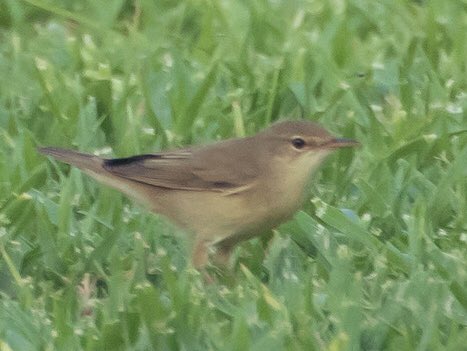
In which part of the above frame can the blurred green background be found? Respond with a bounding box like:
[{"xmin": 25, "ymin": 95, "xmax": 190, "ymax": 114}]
[{"xmin": 0, "ymin": 0, "xmax": 466, "ymax": 350}]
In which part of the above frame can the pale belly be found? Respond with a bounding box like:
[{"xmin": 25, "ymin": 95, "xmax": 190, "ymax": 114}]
[{"xmin": 151, "ymin": 180, "xmax": 307, "ymax": 245}]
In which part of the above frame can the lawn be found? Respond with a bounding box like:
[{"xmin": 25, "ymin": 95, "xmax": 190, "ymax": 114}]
[{"xmin": 0, "ymin": 0, "xmax": 466, "ymax": 350}]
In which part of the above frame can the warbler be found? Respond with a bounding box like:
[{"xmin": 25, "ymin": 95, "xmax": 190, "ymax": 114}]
[{"xmin": 39, "ymin": 120, "xmax": 359, "ymax": 268}]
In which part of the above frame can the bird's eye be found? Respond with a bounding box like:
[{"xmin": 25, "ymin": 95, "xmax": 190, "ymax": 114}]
[{"xmin": 291, "ymin": 137, "xmax": 306, "ymax": 149}]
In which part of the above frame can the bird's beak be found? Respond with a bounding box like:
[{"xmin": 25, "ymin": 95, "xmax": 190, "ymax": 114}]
[{"xmin": 324, "ymin": 138, "xmax": 360, "ymax": 149}]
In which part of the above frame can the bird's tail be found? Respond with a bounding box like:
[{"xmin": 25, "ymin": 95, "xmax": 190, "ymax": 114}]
[
  {"xmin": 38, "ymin": 147, "xmax": 103, "ymax": 173},
  {"xmin": 38, "ymin": 147, "xmax": 155, "ymax": 210}
]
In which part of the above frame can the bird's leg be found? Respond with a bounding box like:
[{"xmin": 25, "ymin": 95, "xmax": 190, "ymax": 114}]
[
  {"xmin": 192, "ymin": 238, "xmax": 238, "ymax": 284},
  {"xmin": 192, "ymin": 239, "xmax": 229, "ymax": 284},
  {"xmin": 191, "ymin": 239, "xmax": 210, "ymax": 269},
  {"xmin": 212, "ymin": 243, "xmax": 234, "ymax": 268}
]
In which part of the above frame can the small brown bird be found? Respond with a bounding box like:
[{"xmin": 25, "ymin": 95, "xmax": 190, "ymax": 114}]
[{"xmin": 39, "ymin": 120, "xmax": 359, "ymax": 268}]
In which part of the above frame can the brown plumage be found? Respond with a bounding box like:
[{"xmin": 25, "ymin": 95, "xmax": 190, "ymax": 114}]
[{"xmin": 39, "ymin": 120, "xmax": 359, "ymax": 268}]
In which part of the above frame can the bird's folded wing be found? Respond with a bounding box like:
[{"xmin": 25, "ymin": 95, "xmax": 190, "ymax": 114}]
[{"xmin": 102, "ymin": 149, "xmax": 256, "ymax": 194}]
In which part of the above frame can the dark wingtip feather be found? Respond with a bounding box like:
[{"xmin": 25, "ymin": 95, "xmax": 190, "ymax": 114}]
[{"xmin": 104, "ymin": 154, "xmax": 162, "ymax": 168}]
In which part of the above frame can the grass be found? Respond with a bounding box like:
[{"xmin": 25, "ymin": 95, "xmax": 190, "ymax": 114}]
[{"xmin": 0, "ymin": 0, "xmax": 466, "ymax": 349}]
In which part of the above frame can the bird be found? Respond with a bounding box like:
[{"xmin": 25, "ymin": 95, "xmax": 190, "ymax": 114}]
[{"xmin": 38, "ymin": 120, "xmax": 359, "ymax": 269}]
